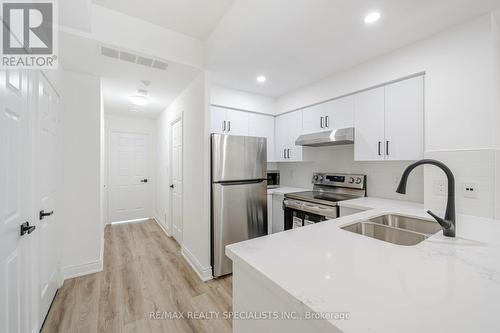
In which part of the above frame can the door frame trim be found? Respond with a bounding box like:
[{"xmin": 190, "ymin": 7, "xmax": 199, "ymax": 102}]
[{"xmin": 169, "ymin": 114, "xmax": 183, "ymax": 245}]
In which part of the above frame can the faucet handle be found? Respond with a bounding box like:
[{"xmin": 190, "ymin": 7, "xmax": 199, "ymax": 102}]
[{"xmin": 427, "ymin": 210, "xmax": 452, "ymax": 230}]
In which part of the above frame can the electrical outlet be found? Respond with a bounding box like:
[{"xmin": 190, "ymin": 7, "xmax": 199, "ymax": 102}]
[
  {"xmin": 433, "ymin": 180, "xmax": 447, "ymax": 196},
  {"xmin": 463, "ymin": 182, "xmax": 478, "ymax": 199}
]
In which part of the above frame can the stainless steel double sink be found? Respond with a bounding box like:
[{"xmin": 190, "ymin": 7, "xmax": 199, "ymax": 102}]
[{"xmin": 341, "ymin": 214, "xmax": 442, "ymax": 246}]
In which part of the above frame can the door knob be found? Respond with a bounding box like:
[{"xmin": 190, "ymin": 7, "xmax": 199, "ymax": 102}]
[
  {"xmin": 20, "ymin": 222, "xmax": 36, "ymax": 236},
  {"xmin": 169, "ymin": 184, "xmax": 174, "ymax": 188},
  {"xmin": 140, "ymin": 179, "xmax": 148, "ymax": 183},
  {"xmin": 39, "ymin": 210, "xmax": 54, "ymax": 220}
]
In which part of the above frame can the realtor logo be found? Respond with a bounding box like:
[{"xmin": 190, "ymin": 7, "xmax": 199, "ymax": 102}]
[{"xmin": 1, "ymin": 0, "xmax": 58, "ymax": 69}]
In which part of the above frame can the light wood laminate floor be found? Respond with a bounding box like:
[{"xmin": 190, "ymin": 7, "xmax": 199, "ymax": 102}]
[{"xmin": 41, "ymin": 219, "xmax": 232, "ymax": 333}]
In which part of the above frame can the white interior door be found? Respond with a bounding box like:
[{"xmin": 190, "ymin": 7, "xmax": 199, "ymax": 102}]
[
  {"xmin": 37, "ymin": 74, "xmax": 61, "ymax": 325},
  {"xmin": 108, "ymin": 132, "xmax": 152, "ymax": 223},
  {"xmin": 0, "ymin": 70, "xmax": 32, "ymax": 333},
  {"xmin": 170, "ymin": 119, "xmax": 183, "ymax": 243}
]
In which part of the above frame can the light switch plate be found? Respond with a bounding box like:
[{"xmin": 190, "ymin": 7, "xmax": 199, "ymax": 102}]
[{"xmin": 433, "ymin": 180, "xmax": 447, "ymax": 196}]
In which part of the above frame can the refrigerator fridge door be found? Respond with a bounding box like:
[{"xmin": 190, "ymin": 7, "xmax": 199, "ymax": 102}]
[
  {"xmin": 212, "ymin": 180, "xmax": 267, "ymax": 277},
  {"xmin": 211, "ymin": 134, "xmax": 267, "ymax": 182}
]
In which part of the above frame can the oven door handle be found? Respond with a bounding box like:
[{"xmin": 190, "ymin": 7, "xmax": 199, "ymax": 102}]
[
  {"xmin": 301, "ymin": 204, "xmax": 337, "ymax": 218},
  {"xmin": 283, "ymin": 199, "xmax": 302, "ymax": 210}
]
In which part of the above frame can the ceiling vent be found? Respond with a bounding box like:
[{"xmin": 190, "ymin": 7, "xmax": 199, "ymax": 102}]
[{"xmin": 100, "ymin": 45, "xmax": 169, "ymax": 71}]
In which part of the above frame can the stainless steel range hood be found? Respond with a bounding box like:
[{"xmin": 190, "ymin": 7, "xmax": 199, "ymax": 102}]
[{"xmin": 295, "ymin": 127, "xmax": 354, "ymax": 147}]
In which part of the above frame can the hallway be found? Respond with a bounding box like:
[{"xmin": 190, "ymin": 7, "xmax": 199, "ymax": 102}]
[{"xmin": 41, "ymin": 220, "xmax": 232, "ymax": 333}]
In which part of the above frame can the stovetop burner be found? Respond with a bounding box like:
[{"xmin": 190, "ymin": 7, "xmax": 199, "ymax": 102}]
[
  {"xmin": 284, "ymin": 173, "xmax": 367, "ymax": 206},
  {"xmin": 285, "ymin": 191, "xmax": 359, "ymax": 206}
]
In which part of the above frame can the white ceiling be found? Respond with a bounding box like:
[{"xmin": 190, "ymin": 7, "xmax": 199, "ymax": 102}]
[
  {"xmin": 92, "ymin": 0, "xmax": 235, "ymax": 40},
  {"xmin": 60, "ymin": 32, "xmax": 201, "ymax": 118},
  {"xmin": 206, "ymin": 0, "xmax": 500, "ymax": 97}
]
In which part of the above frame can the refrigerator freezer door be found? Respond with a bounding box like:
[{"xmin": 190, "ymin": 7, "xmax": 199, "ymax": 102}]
[
  {"xmin": 212, "ymin": 180, "xmax": 267, "ymax": 277},
  {"xmin": 211, "ymin": 134, "xmax": 267, "ymax": 182}
]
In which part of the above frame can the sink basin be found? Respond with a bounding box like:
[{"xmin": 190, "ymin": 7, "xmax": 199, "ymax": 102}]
[
  {"xmin": 341, "ymin": 214, "xmax": 441, "ymax": 246},
  {"xmin": 368, "ymin": 214, "xmax": 442, "ymax": 235},
  {"xmin": 341, "ymin": 222, "xmax": 428, "ymax": 246}
]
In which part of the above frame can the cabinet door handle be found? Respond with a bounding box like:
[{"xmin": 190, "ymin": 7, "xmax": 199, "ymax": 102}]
[
  {"xmin": 287, "ymin": 149, "xmax": 291, "ymax": 159},
  {"xmin": 283, "ymin": 149, "xmax": 287, "ymax": 159},
  {"xmin": 39, "ymin": 210, "xmax": 54, "ymax": 220},
  {"xmin": 227, "ymin": 121, "xmax": 231, "ymax": 132},
  {"xmin": 320, "ymin": 116, "xmax": 324, "ymax": 128},
  {"xmin": 386, "ymin": 141, "xmax": 390, "ymax": 156},
  {"xmin": 325, "ymin": 116, "xmax": 329, "ymax": 128},
  {"xmin": 378, "ymin": 141, "xmax": 382, "ymax": 156},
  {"xmin": 223, "ymin": 120, "xmax": 226, "ymax": 132}
]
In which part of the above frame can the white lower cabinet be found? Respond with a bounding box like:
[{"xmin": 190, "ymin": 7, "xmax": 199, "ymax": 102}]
[
  {"xmin": 248, "ymin": 113, "xmax": 275, "ymax": 162},
  {"xmin": 272, "ymin": 194, "xmax": 285, "ymax": 233},
  {"xmin": 275, "ymin": 110, "xmax": 303, "ymax": 162},
  {"xmin": 267, "ymin": 193, "xmax": 273, "ymax": 234}
]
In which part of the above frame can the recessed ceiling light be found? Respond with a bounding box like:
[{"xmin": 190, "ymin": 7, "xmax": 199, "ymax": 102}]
[
  {"xmin": 256, "ymin": 75, "xmax": 267, "ymax": 83},
  {"xmin": 364, "ymin": 12, "xmax": 381, "ymax": 24}
]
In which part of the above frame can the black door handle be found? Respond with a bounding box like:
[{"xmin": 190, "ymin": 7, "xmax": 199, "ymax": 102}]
[
  {"xmin": 169, "ymin": 184, "xmax": 174, "ymax": 188},
  {"xmin": 20, "ymin": 222, "xmax": 36, "ymax": 236},
  {"xmin": 39, "ymin": 210, "xmax": 54, "ymax": 220},
  {"xmin": 140, "ymin": 179, "xmax": 148, "ymax": 183}
]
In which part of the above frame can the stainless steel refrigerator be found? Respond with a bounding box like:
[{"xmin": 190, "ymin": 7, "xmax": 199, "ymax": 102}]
[{"xmin": 211, "ymin": 134, "xmax": 267, "ymax": 277}]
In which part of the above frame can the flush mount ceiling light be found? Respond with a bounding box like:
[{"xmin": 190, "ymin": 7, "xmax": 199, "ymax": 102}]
[
  {"xmin": 256, "ymin": 75, "xmax": 267, "ymax": 83},
  {"xmin": 130, "ymin": 89, "xmax": 150, "ymax": 106},
  {"xmin": 364, "ymin": 11, "xmax": 381, "ymax": 24}
]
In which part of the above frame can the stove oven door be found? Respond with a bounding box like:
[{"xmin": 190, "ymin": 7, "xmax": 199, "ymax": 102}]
[{"xmin": 283, "ymin": 200, "xmax": 338, "ymax": 230}]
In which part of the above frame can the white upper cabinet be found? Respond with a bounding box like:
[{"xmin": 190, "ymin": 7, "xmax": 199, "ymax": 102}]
[
  {"xmin": 275, "ymin": 110, "xmax": 303, "ymax": 162},
  {"xmin": 248, "ymin": 113, "xmax": 275, "ymax": 162},
  {"xmin": 302, "ymin": 103, "xmax": 326, "ymax": 134},
  {"xmin": 354, "ymin": 76, "xmax": 424, "ymax": 161},
  {"xmin": 225, "ymin": 109, "xmax": 249, "ymax": 136},
  {"xmin": 210, "ymin": 106, "xmax": 248, "ymax": 136},
  {"xmin": 302, "ymin": 95, "xmax": 354, "ymax": 134},
  {"xmin": 210, "ymin": 106, "xmax": 228, "ymax": 134},
  {"xmin": 354, "ymin": 87, "xmax": 386, "ymax": 161},
  {"xmin": 324, "ymin": 96, "xmax": 354, "ymax": 130},
  {"xmin": 384, "ymin": 76, "xmax": 424, "ymax": 161}
]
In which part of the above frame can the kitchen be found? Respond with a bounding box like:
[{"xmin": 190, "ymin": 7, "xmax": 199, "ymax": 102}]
[{"xmin": 2, "ymin": 1, "xmax": 500, "ymax": 333}]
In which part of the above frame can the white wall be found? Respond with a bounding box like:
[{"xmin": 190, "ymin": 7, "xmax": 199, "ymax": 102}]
[
  {"xmin": 61, "ymin": 70, "xmax": 103, "ymax": 278},
  {"xmin": 279, "ymin": 146, "xmax": 423, "ymax": 202},
  {"xmin": 104, "ymin": 115, "xmax": 157, "ymax": 224},
  {"xmin": 210, "ymin": 84, "xmax": 276, "ymax": 115},
  {"xmin": 156, "ymin": 72, "xmax": 212, "ymax": 280},
  {"xmin": 276, "ymin": 14, "xmax": 500, "ymax": 218}
]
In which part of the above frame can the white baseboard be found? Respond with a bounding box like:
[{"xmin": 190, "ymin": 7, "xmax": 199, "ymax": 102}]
[
  {"xmin": 153, "ymin": 215, "xmax": 171, "ymax": 237},
  {"xmin": 181, "ymin": 246, "xmax": 213, "ymax": 282},
  {"xmin": 62, "ymin": 260, "xmax": 103, "ymax": 280}
]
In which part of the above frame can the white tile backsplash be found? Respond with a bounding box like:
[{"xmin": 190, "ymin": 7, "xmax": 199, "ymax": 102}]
[
  {"xmin": 424, "ymin": 149, "xmax": 498, "ymax": 218},
  {"xmin": 277, "ymin": 145, "xmax": 424, "ymax": 202}
]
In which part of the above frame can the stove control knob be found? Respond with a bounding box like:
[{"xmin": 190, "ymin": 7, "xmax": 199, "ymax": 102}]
[
  {"xmin": 355, "ymin": 178, "xmax": 362, "ymax": 184},
  {"xmin": 313, "ymin": 175, "xmax": 319, "ymax": 182},
  {"xmin": 349, "ymin": 177, "xmax": 355, "ymax": 183},
  {"xmin": 317, "ymin": 175, "xmax": 324, "ymax": 182}
]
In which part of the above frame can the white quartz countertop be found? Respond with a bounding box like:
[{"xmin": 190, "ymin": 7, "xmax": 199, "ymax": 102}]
[
  {"xmin": 267, "ymin": 186, "xmax": 309, "ymax": 195},
  {"xmin": 226, "ymin": 197, "xmax": 500, "ymax": 332}
]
